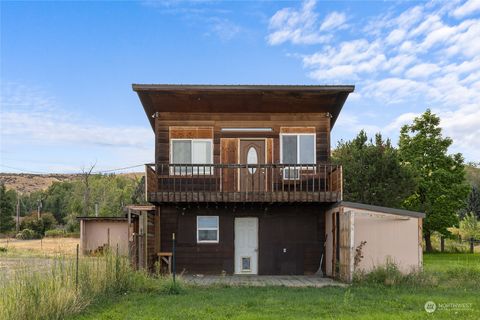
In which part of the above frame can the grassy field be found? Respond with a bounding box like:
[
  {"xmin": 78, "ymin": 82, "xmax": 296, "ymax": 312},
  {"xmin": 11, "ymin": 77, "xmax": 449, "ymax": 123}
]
[
  {"xmin": 72, "ymin": 253, "xmax": 480, "ymax": 320},
  {"xmin": 0, "ymin": 237, "xmax": 79, "ymax": 257}
]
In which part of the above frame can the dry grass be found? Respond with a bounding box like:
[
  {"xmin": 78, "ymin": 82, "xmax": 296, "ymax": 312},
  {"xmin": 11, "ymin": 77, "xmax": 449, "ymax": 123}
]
[{"xmin": 0, "ymin": 237, "xmax": 79, "ymax": 256}]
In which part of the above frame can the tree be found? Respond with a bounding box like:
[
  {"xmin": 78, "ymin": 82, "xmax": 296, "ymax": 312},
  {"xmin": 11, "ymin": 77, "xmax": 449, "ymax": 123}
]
[
  {"xmin": 332, "ymin": 130, "xmax": 416, "ymax": 208},
  {"xmin": 448, "ymin": 213, "xmax": 480, "ymax": 240},
  {"xmin": 398, "ymin": 109, "xmax": 470, "ymax": 252},
  {"xmin": 460, "ymin": 186, "xmax": 480, "ymax": 219},
  {"xmin": 0, "ymin": 184, "xmax": 15, "ymax": 233},
  {"xmin": 20, "ymin": 212, "xmax": 57, "ymax": 236},
  {"xmin": 81, "ymin": 163, "xmax": 96, "ymax": 216}
]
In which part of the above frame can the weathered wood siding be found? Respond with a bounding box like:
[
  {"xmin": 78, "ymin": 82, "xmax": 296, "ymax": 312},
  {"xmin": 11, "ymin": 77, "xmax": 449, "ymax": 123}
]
[
  {"xmin": 154, "ymin": 113, "xmax": 331, "ymax": 171},
  {"xmin": 159, "ymin": 204, "xmax": 327, "ymax": 275}
]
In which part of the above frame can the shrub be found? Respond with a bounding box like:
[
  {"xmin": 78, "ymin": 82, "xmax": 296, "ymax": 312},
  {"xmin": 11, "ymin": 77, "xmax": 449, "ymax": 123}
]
[
  {"xmin": 20, "ymin": 212, "xmax": 57, "ymax": 236},
  {"xmin": 66, "ymin": 232, "xmax": 80, "ymax": 238},
  {"xmin": 45, "ymin": 229, "xmax": 66, "ymax": 238},
  {"xmin": 353, "ymin": 260, "xmax": 436, "ymax": 287},
  {"xmin": 15, "ymin": 229, "xmax": 40, "ymax": 240}
]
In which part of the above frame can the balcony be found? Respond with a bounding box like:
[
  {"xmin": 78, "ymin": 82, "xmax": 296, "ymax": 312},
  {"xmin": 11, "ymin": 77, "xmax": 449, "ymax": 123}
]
[{"xmin": 145, "ymin": 163, "xmax": 342, "ymax": 203}]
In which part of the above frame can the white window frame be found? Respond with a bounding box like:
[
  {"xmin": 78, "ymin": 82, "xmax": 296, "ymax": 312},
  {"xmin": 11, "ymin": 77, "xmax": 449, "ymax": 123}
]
[
  {"xmin": 197, "ymin": 216, "xmax": 219, "ymax": 243},
  {"xmin": 280, "ymin": 133, "xmax": 316, "ymax": 165},
  {"xmin": 169, "ymin": 139, "xmax": 214, "ymax": 175},
  {"xmin": 280, "ymin": 133, "xmax": 316, "ymax": 180}
]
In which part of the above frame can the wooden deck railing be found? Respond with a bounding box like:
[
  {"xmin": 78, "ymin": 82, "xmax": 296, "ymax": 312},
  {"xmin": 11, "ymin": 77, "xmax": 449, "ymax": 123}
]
[{"xmin": 145, "ymin": 163, "xmax": 342, "ymax": 203}]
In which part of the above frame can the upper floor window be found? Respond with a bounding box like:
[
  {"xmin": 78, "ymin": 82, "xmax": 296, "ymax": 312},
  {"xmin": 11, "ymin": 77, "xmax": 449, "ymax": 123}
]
[
  {"xmin": 170, "ymin": 139, "xmax": 213, "ymax": 174},
  {"xmin": 280, "ymin": 134, "xmax": 316, "ymax": 164}
]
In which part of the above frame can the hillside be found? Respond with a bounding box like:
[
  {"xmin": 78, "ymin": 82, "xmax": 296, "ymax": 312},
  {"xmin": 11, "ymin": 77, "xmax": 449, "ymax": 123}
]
[{"xmin": 0, "ymin": 172, "xmax": 144, "ymax": 193}]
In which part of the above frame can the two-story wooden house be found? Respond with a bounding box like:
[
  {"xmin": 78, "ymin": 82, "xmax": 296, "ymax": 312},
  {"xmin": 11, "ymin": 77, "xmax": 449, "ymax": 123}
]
[{"xmin": 133, "ymin": 84, "xmax": 424, "ymax": 281}]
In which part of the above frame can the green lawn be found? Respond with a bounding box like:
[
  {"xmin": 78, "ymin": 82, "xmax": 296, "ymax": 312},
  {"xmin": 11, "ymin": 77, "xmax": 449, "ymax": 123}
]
[{"xmin": 73, "ymin": 253, "xmax": 480, "ymax": 320}]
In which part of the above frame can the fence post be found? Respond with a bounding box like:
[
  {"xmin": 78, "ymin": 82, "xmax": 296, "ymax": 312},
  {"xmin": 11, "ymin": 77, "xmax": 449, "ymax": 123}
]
[
  {"xmin": 116, "ymin": 243, "xmax": 119, "ymax": 282},
  {"xmin": 440, "ymin": 236, "xmax": 445, "ymax": 252},
  {"xmin": 76, "ymin": 243, "xmax": 79, "ymax": 291},
  {"xmin": 172, "ymin": 233, "xmax": 176, "ymax": 284},
  {"xmin": 470, "ymin": 238, "xmax": 474, "ymax": 254}
]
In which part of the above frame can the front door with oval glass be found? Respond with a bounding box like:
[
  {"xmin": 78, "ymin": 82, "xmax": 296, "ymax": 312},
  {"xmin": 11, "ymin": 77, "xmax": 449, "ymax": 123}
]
[{"xmin": 240, "ymin": 140, "xmax": 266, "ymax": 192}]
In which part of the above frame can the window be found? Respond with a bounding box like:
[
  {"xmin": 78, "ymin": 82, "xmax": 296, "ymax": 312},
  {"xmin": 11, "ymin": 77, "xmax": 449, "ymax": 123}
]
[
  {"xmin": 281, "ymin": 134, "xmax": 316, "ymax": 180},
  {"xmin": 197, "ymin": 216, "xmax": 219, "ymax": 243},
  {"xmin": 280, "ymin": 134, "xmax": 316, "ymax": 164},
  {"xmin": 170, "ymin": 139, "xmax": 213, "ymax": 174}
]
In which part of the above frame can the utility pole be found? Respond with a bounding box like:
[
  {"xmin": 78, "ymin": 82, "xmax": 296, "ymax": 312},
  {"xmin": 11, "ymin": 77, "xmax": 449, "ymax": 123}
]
[
  {"xmin": 16, "ymin": 197, "xmax": 20, "ymax": 232},
  {"xmin": 37, "ymin": 199, "xmax": 42, "ymax": 219}
]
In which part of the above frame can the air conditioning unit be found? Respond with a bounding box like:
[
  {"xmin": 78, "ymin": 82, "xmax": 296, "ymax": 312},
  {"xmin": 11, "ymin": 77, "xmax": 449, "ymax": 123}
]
[{"xmin": 283, "ymin": 167, "xmax": 300, "ymax": 180}]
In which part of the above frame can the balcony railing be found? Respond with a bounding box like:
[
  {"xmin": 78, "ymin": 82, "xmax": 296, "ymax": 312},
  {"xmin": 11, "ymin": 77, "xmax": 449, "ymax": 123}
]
[{"xmin": 145, "ymin": 163, "xmax": 342, "ymax": 203}]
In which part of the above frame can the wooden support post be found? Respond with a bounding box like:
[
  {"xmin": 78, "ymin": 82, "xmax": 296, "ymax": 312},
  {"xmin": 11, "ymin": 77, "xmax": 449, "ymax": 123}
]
[
  {"xmin": 440, "ymin": 236, "xmax": 445, "ymax": 252},
  {"xmin": 470, "ymin": 238, "xmax": 474, "ymax": 254}
]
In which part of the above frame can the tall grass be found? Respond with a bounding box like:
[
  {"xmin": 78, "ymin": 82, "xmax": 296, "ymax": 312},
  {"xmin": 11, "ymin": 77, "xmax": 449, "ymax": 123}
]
[
  {"xmin": 0, "ymin": 251, "xmax": 182, "ymax": 320},
  {"xmin": 353, "ymin": 255, "xmax": 480, "ymax": 290}
]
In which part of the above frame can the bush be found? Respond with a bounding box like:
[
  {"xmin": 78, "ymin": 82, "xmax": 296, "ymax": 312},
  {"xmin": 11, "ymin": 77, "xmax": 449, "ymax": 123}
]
[
  {"xmin": 15, "ymin": 229, "xmax": 40, "ymax": 240},
  {"xmin": 20, "ymin": 212, "xmax": 57, "ymax": 236},
  {"xmin": 353, "ymin": 260, "xmax": 436, "ymax": 287},
  {"xmin": 44, "ymin": 229, "xmax": 66, "ymax": 238},
  {"xmin": 66, "ymin": 232, "xmax": 80, "ymax": 238}
]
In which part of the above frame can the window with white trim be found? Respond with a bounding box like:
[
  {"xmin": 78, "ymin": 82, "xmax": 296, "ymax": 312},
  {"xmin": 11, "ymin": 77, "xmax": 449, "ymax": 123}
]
[
  {"xmin": 280, "ymin": 134, "xmax": 316, "ymax": 164},
  {"xmin": 280, "ymin": 133, "xmax": 316, "ymax": 180},
  {"xmin": 170, "ymin": 139, "xmax": 213, "ymax": 174},
  {"xmin": 197, "ymin": 216, "xmax": 219, "ymax": 243}
]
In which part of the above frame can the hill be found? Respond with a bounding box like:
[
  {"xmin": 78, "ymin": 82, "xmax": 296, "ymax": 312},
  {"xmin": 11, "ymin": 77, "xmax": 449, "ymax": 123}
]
[{"xmin": 0, "ymin": 172, "xmax": 144, "ymax": 194}]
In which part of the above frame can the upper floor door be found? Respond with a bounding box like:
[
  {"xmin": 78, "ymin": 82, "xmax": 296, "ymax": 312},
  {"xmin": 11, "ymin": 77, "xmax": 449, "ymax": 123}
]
[{"xmin": 240, "ymin": 140, "xmax": 265, "ymax": 192}]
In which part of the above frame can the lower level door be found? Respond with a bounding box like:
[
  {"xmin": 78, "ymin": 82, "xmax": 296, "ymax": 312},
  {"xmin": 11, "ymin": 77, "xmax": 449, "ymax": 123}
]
[{"xmin": 234, "ymin": 217, "xmax": 258, "ymax": 274}]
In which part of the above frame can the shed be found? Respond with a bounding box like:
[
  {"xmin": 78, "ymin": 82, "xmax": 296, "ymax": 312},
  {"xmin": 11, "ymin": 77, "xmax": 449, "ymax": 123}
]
[
  {"xmin": 325, "ymin": 202, "xmax": 424, "ymax": 282},
  {"xmin": 78, "ymin": 217, "xmax": 129, "ymax": 255}
]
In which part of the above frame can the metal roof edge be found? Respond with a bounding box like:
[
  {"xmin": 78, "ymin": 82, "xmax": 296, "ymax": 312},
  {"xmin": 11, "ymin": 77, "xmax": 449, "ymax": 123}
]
[
  {"xmin": 132, "ymin": 84, "xmax": 355, "ymax": 92},
  {"xmin": 333, "ymin": 201, "xmax": 425, "ymax": 218}
]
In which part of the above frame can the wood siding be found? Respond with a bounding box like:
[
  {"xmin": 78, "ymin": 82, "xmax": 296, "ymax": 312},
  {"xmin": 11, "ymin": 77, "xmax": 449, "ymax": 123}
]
[
  {"xmin": 159, "ymin": 204, "xmax": 327, "ymax": 275},
  {"xmin": 154, "ymin": 113, "xmax": 331, "ymax": 171}
]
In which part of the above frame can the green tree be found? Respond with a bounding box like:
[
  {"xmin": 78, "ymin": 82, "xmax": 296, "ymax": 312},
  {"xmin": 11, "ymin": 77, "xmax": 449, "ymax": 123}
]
[
  {"xmin": 448, "ymin": 213, "xmax": 480, "ymax": 240},
  {"xmin": 333, "ymin": 130, "xmax": 416, "ymax": 208},
  {"xmin": 398, "ymin": 109, "xmax": 470, "ymax": 252},
  {"xmin": 460, "ymin": 186, "xmax": 480, "ymax": 219},
  {"xmin": 0, "ymin": 184, "xmax": 15, "ymax": 233}
]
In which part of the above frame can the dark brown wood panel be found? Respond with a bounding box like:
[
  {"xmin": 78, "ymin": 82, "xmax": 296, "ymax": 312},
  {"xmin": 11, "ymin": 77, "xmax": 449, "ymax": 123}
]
[
  {"xmin": 220, "ymin": 138, "xmax": 238, "ymax": 192},
  {"xmin": 159, "ymin": 204, "xmax": 327, "ymax": 275}
]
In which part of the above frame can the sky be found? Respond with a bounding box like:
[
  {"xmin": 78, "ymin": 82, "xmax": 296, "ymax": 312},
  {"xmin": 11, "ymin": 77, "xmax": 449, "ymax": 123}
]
[{"xmin": 1, "ymin": 0, "xmax": 479, "ymax": 174}]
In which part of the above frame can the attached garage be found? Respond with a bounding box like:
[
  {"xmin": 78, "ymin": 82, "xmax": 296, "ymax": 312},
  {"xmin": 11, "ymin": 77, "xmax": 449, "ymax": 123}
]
[{"xmin": 325, "ymin": 201, "xmax": 424, "ymax": 282}]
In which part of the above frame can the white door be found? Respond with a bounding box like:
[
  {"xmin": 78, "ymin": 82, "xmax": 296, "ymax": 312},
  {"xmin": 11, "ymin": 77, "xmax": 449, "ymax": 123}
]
[{"xmin": 235, "ymin": 217, "xmax": 258, "ymax": 274}]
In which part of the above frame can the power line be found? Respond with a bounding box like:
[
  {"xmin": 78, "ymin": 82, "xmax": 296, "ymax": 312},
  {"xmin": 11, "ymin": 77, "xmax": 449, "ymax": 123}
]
[
  {"xmin": 92, "ymin": 164, "xmax": 145, "ymax": 174},
  {"xmin": 0, "ymin": 164, "xmax": 50, "ymax": 174},
  {"xmin": 0, "ymin": 163, "xmax": 146, "ymax": 175}
]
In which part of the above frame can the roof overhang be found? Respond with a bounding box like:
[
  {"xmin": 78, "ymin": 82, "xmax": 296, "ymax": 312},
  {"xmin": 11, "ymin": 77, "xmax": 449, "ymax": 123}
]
[
  {"xmin": 132, "ymin": 84, "xmax": 355, "ymax": 130},
  {"xmin": 76, "ymin": 216, "xmax": 128, "ymax": 221},
  {"xmin": 333, "ymin": 201, "xmax": 425, "ymax": 218}
]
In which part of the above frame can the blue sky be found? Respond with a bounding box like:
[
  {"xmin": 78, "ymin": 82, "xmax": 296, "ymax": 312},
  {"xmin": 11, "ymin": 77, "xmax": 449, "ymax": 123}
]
[{"xmin": 1, "ymin": 0, "xmax": 479, "ymax": 173}]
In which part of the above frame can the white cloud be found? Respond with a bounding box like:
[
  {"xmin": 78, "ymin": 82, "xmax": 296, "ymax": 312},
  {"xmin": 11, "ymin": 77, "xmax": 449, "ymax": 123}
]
[
  {"xmin": 267, "ymin": 0, "xmax": 345, "ymax": 45},
  {"xmin": 405, "ymin": 63, "xmax": 441, "ymax": 78},
  {"xmin": 268, "ymin": 1, "xmax": 480, "ymax": 160},
  {"xmin": 303, "ymin": 39, "xmax": 386, "ymax": 80},
  {"xmin": 0, "ymin": 83, "xmax": 153, "ymax": 149},
  {"xmin": 205, "ymin": 18, "xmax": 242, "ymax": 41},
  {"xmin": 320, "ymin": 11, "xmax": 347, "ymax": 31},
  {"xmin": 452, "ymin": 0, "xmax": 480, "ymax": 18}
]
